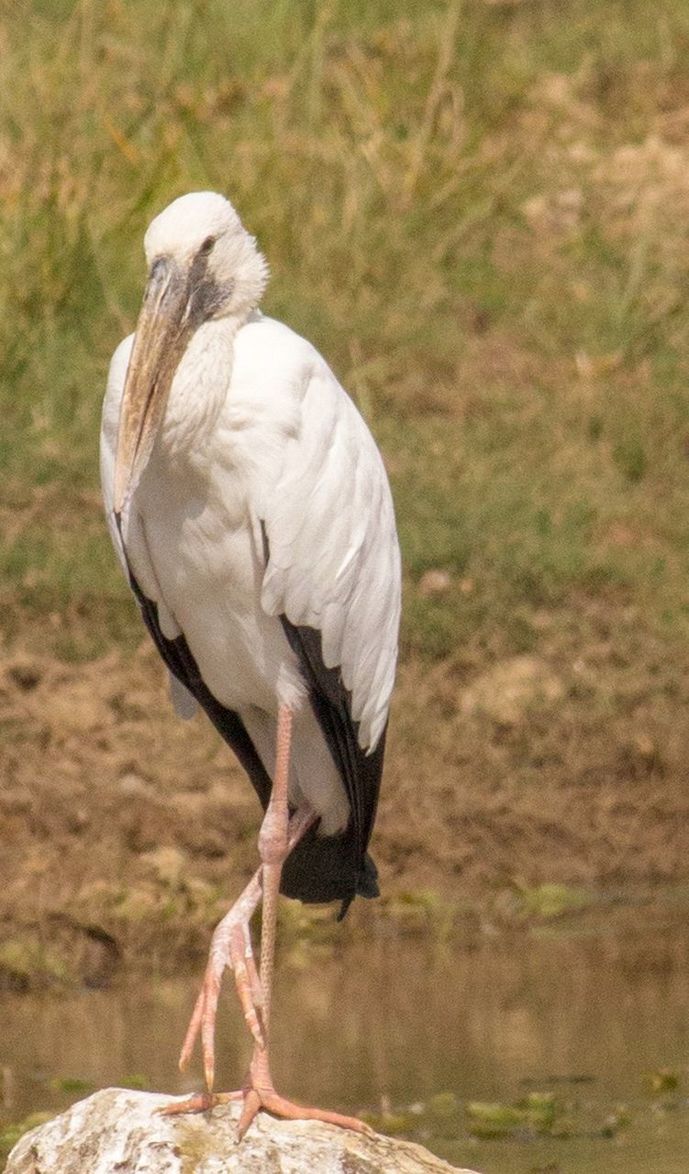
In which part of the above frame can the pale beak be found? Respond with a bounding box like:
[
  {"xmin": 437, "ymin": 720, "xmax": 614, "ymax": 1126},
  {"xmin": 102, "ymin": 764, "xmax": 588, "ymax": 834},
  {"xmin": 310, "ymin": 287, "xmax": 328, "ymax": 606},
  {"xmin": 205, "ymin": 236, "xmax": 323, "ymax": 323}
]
[{"xmin": 114, "ymin": 257, "xmax": 193, "ymax": 515}]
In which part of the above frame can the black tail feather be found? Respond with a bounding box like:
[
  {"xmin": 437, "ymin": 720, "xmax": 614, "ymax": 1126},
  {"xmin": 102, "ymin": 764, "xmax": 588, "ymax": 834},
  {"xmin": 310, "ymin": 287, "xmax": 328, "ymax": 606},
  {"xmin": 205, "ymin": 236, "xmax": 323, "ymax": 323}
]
[{"xmin": 130, "ymin": 575, "xmax": 382, "ymax": 912}]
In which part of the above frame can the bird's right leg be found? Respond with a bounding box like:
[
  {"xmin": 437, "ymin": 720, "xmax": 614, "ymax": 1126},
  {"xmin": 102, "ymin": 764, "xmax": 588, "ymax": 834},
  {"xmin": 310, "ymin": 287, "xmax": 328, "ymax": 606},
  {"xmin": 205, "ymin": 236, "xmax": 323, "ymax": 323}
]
[{"xmin": 160, "ymin": 804, "xmax": 317, "ymax": 1115}]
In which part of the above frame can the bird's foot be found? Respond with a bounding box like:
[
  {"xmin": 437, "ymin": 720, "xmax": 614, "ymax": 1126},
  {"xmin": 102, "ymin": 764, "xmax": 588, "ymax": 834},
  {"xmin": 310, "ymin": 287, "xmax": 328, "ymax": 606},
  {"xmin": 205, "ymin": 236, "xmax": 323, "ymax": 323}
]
[
  {"xmin": 178, "ymin": 871, "xmax": 265, "ymax": 1089},
  {"xmin": 177, "ymin": 807, "xmax": 318, "ymax": 1091},
  {"xmin": 234, "ymin": 1047, "xmax": 373, "ymax": 1140},
  {"xmin": 234, "ymin": 1081, "xmax": 374, "ymax": 1141},
  {"xmin": 159, "ymin": 1052, "xmax": 372, "ymax": 1140}
]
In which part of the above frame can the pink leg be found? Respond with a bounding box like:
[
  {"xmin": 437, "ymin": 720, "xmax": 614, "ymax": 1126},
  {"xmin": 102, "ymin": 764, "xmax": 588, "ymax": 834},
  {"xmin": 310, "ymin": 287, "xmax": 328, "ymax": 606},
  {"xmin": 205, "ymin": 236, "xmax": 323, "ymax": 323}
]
[
  {"xmin": 163, "ymin": 705, "xmax": 371, "ymax": 1136},
  {"xmin": 182, "ymin": 869, "xmax": 264, "ymax": 1083},
  {"xmin": 160, "ymin": 796, "xmax": 316, "ymax": 1117},
  {"xmin": 236, "ymin": 707, "xmax": 371, "ymax": 1139},
  {"xmin": 256, "ymin": 703, "xmax": 293, "ymax": 1035}
]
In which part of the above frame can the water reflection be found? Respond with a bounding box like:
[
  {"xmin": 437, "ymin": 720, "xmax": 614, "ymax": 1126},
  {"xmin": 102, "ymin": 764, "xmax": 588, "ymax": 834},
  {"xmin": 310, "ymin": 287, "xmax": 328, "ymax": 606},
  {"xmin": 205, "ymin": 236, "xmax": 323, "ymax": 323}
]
[{"xmin": 2, "ymin": 925, "xmax": 689, "ymax": 1171}]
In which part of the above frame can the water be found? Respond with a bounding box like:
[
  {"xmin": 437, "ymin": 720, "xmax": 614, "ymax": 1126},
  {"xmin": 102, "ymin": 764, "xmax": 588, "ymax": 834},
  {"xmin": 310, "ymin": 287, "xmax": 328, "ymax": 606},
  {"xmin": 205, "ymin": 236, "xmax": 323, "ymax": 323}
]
[{"xmin": 3, "ymin": 922, "xmax": 689, "ymax": 1172}]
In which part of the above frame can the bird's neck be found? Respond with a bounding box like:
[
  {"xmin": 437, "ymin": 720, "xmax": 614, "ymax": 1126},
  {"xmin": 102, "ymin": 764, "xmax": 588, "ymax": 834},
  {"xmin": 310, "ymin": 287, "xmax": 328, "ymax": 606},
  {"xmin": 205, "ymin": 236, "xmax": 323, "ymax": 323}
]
[{"xmin": 158, "ymin": 317, "xmax": 239, "ymax": 465}]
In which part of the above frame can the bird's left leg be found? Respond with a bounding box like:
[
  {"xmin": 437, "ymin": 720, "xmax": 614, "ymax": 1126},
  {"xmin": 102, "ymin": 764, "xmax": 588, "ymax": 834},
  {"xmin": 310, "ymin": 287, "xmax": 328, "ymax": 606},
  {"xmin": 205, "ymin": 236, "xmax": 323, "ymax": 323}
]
[
  {"xmin": 163, "ymin": 706, "xmax": 370, "ymax": 1135},
  {"xmin": 234, "ymin": 706, "xmax": 372, "ymax": 1139},
  {"xmin": 160, "ymin": 795, "xmax": 316, "ymax": 1117}
]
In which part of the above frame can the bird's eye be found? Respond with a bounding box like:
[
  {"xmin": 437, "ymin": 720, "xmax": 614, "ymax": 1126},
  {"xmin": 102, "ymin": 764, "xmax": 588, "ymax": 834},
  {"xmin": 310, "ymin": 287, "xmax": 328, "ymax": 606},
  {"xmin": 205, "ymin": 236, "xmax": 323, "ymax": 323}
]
[{"xmin": 200, "ymin": 235, "xmax": 217, "ymax": 257}]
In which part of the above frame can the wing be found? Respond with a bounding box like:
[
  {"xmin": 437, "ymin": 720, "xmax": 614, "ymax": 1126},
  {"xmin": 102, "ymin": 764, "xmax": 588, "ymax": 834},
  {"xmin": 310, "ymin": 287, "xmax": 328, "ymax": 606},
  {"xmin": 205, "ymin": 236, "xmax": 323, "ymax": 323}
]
[
  {"xmin": 260, "ymin": 357, "xmax": 400, "ymax": 750},
  {"xmin": 101, "ymin": 324, "xmax": 400, "ymax": 911},
  {"xmin": 259, "ymin": 351, "xmax": 401, "ymax": 877},
  {"xmin": 128, "ymin": 579, "xmax": 273, "ymax": 813}
]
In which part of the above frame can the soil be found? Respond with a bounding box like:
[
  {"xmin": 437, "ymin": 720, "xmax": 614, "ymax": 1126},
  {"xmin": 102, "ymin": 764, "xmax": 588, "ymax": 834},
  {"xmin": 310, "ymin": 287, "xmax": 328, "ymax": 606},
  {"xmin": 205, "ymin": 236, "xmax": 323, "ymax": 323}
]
[{"xmin": 2, "ymin": 626, "xmax": 689, "ymax": 988}]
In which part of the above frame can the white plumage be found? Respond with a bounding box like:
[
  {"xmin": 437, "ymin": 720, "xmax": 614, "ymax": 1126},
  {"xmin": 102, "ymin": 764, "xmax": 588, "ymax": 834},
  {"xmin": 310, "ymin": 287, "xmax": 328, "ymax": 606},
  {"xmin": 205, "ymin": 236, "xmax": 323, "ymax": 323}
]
[
  {"xmin": 99, "ymin": 192, "xmax": 400, "ymax": 1132},
  {"xmin": 100, "ymin": 190, "xmax": 400, "ymax": 846}
]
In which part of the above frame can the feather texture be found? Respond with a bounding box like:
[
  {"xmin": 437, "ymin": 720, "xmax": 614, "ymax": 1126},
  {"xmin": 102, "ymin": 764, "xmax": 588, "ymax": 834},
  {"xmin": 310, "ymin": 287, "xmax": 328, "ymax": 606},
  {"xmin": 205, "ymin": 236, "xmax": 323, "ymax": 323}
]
[{"xmin": 100, "ymin": 200, "xmax": 400, "ymax": 912}]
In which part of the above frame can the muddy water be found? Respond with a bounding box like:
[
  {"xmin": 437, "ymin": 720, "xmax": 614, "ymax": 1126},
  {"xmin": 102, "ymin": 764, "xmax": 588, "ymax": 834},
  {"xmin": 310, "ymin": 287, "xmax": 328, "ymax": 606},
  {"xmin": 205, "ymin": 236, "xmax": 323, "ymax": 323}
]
[{"xmin": 2, "ymin": 923, "xmax": 689, "ymax": 1172}]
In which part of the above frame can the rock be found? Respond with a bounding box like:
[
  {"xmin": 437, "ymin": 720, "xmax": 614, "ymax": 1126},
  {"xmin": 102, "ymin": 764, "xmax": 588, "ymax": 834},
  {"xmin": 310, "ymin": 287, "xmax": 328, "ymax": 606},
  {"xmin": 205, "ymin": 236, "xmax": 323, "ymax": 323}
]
[{"xmin": 6, "ymin": 1087, "xmax": 480, "ymax": 1173}]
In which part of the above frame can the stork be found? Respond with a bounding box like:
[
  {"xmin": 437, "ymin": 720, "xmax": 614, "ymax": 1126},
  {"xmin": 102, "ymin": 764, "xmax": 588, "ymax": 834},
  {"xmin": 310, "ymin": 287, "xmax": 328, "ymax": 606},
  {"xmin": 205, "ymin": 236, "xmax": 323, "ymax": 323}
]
[{"xmin": 100, "ymin": 192, "xmax": 401, "ymax": 1137}]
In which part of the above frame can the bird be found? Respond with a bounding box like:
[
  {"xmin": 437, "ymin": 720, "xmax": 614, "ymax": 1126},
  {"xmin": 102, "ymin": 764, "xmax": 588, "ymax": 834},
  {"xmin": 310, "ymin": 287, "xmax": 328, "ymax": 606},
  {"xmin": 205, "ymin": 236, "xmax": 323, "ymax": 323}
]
[{"xmin": 100, "ymin": 191, "xmax": 401, "ymax": 1138}]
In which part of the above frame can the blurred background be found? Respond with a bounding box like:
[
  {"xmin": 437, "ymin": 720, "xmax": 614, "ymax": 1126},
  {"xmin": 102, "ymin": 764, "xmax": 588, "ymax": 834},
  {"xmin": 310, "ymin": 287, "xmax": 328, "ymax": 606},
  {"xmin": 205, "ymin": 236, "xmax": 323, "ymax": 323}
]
[{"xmin": 3, "ymin": 1, "xmax": 689, "ymax": 1169}]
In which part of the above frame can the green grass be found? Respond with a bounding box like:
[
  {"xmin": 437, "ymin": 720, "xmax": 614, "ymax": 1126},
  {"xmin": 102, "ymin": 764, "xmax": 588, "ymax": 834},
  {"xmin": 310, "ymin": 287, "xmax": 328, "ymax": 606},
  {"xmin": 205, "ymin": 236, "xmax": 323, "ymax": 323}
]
[{"xmin": 2, "ymin": 0, "xmax": 689, "ymax": 679}]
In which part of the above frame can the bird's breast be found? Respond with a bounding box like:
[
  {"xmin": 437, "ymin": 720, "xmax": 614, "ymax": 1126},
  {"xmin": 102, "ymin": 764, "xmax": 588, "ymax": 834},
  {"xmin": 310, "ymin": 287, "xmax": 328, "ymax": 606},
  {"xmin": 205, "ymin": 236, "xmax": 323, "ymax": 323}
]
[{"xmin": 133, "ymin": 456, "xmax": 306, "ymax": 716}]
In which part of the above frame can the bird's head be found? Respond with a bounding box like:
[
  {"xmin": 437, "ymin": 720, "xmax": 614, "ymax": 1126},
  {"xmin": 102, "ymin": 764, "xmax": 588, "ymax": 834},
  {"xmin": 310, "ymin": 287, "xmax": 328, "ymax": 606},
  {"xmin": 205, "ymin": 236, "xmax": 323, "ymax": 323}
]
[{"xmin": 114, "ymin": 191, "xmax": 268, "ymax": 514}]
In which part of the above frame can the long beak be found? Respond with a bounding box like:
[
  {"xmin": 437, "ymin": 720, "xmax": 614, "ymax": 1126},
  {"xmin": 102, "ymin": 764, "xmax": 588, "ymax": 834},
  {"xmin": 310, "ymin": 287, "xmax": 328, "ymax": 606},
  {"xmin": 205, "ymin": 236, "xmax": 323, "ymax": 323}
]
[{"xmin": 114, "ymin": 257, "xmax": 192, "ymax": 516}]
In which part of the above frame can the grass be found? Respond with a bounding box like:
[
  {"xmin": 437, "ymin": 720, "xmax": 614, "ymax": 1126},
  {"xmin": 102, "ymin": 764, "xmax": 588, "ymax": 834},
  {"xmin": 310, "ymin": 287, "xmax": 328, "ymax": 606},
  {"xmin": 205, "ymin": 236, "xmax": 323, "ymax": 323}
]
[
  {"xmin": 3, "ymin": 0, "xmax": 689, "ymax": 673},
  {"xmin": 4, "ymin": 2, "xmax": 689, "ymax": 923}
]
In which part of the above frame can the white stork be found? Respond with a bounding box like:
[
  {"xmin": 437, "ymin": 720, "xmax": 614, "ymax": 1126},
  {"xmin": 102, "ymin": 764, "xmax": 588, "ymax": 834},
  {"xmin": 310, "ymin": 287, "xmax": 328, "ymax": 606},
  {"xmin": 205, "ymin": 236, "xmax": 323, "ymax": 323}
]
[{"xmin": 100, "ymin": 191, "xmax": 400, "ymax": 1137}]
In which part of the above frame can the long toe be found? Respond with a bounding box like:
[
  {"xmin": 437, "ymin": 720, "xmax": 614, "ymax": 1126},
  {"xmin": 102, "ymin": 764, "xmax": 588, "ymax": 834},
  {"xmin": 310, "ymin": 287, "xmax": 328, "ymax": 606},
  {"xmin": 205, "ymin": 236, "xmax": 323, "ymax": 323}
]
[
  {"xmin": 178, "ymin": 869, "xmax": 265, "ymax": 1084},
  {"xmin": 235, "ymin": 1078, "xmax": 373, "ymax": 1140},
  {"xmin": 258, "ymin": 1090, "xmax": 373, "ymax": 1136},
  {"xmin": 157, "ymin": 1082, "xmax": 372, "ymax": 1137},
  {"xmin": 158, "ymin": 1090, "xmax": 243, "ymax": 1116}
]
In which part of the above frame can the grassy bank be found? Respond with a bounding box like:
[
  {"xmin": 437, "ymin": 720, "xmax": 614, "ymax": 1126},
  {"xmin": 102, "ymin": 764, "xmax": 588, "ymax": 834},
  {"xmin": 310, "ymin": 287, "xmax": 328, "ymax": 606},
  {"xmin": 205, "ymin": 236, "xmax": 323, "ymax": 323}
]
[
  {"xmin": 3, "ymin": 0, "xmax": 689, "ymax": 970},
  {"xmin": 3, "ymin": 0, "xmax": 689, "ymax": 661}
]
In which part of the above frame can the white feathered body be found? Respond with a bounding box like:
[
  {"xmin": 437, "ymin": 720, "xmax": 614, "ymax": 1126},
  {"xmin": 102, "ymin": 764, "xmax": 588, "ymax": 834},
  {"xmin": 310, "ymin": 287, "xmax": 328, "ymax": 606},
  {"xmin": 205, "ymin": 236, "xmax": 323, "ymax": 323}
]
[{"xmin": 101, "ymin": 311, "xmax": 400, "ymax": 838}]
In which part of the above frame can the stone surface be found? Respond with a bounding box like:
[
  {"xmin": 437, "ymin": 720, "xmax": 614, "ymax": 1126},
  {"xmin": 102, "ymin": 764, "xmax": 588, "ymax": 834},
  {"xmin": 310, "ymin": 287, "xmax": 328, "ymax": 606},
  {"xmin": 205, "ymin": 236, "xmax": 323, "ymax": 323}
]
[{"xmin": 6, "ymin": 1088, "xmax": 480, "ymax": 1173}]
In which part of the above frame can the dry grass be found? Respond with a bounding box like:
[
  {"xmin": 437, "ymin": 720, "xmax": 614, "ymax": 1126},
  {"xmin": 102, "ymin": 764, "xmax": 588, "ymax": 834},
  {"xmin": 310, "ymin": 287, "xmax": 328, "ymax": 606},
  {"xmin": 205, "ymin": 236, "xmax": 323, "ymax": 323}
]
[{"xmin": 3, "ymin": 1, "xmax": 689, "ymax": 953}]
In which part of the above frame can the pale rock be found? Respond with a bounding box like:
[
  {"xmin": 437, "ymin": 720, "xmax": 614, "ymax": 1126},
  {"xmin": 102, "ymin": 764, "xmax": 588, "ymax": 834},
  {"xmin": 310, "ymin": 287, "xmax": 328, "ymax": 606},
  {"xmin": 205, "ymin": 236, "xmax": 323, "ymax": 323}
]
[{"xmin": 6, "ymin": 1087, "xmax": 481, "ymax": 1174}]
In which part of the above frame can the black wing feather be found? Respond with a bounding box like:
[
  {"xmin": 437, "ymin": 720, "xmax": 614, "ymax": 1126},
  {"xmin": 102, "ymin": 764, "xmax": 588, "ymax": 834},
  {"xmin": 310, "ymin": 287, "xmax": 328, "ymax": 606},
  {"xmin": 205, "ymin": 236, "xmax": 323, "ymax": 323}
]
[
  {"xmin": 127, "ymin": 572, "xmax": 379, "ymax": 910},
  {"xmin": 259, "ymin": 523, "xmax": 384, "ymax": 913},
  {"xmin": 279, "ymin": 621, "xmax": 385, "ymax": 857},
  {"xmin": 132, "ymin": 581, "xmax": 271, "ymax": 809}
]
